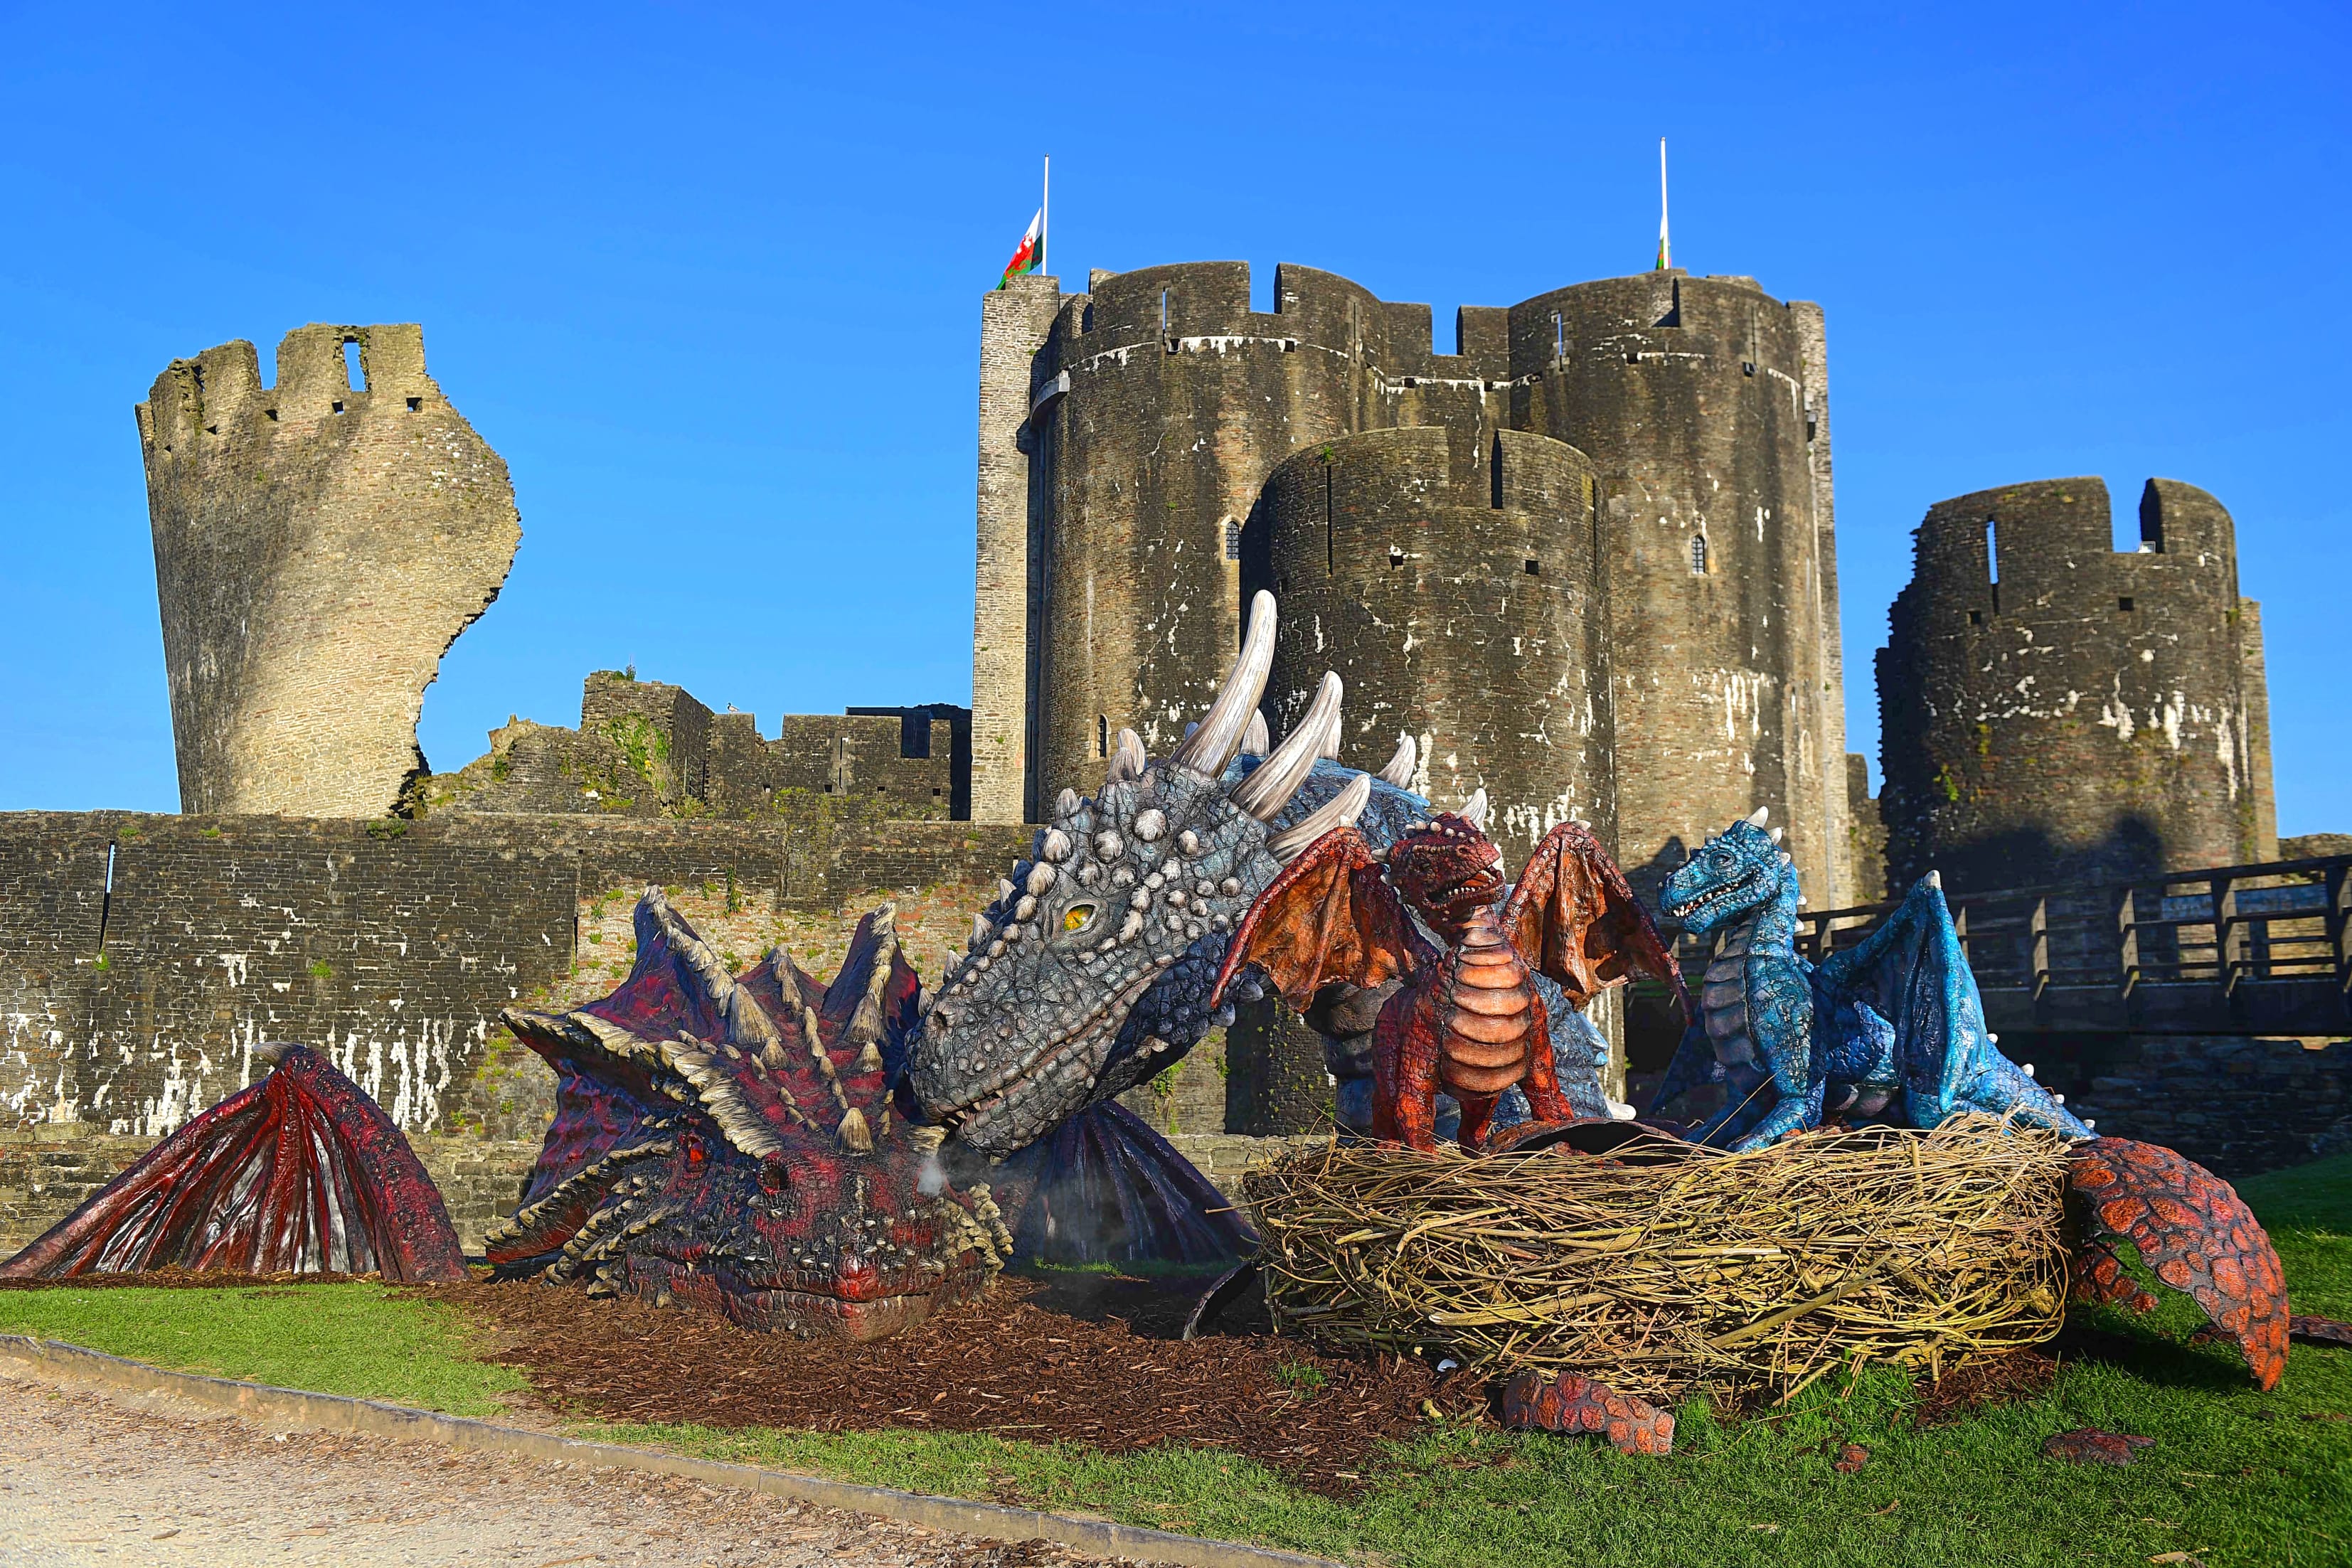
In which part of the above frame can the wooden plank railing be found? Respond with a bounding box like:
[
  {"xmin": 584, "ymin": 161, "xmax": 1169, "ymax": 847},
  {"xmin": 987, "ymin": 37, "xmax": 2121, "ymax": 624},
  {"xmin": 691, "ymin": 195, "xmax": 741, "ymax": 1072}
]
[{"xmin": 1661, "ymin": 853, "xmax": 2352, "ymax": 1038}]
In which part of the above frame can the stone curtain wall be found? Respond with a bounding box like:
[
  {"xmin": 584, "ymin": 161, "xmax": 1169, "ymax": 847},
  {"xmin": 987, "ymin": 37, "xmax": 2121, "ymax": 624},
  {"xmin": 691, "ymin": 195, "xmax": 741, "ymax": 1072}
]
[{"xmin": 0, "ymin": 808, "xmax": 1031, "ymax": 1142}]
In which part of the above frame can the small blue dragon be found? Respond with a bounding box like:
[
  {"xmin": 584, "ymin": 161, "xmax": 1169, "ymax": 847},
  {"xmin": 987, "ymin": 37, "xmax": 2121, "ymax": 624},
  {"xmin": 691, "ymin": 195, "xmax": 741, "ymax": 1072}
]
[{"xmin": 1651, "ymin": 808, "xmax": 2092, "ymax": 1148}]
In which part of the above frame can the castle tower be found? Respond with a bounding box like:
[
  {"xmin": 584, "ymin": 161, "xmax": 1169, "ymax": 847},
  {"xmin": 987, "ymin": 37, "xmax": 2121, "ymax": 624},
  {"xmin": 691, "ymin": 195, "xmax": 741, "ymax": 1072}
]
[
  {"xmin": 973, "ymin": 262, "xmax": 1849, "ymax": 906},
  {"xmin": 1508, "ymin": 272, "xmax": 1849, "ymax": 902},
  {"xmin": 1258, "ymin": 426, "xmax": 1612, "ymax": 863},
  {"xmin": 139, "ymin": 324, "xmax": 520, "ymax": 818},
  {"xmin": 1876, "ymin": 477, "xmax": 2278, "ymax": 892}
]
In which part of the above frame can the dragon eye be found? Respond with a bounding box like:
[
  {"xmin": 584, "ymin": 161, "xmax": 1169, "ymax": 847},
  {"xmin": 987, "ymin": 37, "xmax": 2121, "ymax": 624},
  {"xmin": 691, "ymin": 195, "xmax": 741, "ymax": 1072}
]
[{"xmin": 1063, "ymin": 903, "xmax": 1097, "ymax": 934}]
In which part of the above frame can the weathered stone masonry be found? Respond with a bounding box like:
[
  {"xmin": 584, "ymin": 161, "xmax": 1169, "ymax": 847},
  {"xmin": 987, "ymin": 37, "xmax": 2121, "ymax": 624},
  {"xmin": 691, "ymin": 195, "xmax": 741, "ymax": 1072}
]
[
  {"xmin": 141, "ymin": 324, "xmax": 522, "ymax": 818},
  {"xmin": 0, "ymin": 808, "xmax": 1030, "ymax": 1144},
  {"xmin": 974, "ymin": 265, "xmax": 1851, "ymax": 905}
]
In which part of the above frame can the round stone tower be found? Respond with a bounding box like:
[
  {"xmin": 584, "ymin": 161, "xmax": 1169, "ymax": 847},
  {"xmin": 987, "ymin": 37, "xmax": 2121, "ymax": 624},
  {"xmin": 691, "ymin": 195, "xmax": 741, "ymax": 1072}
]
[
  {"xmin": 1258, "ymin": 425, "xmax": 1612, "ymax": 863},
  {"xmin": 1504, "ymin": 272, "xmax": 1848, "ymax": 902},
  {"xmin": 1877, "ymin": 477, "xmax": 2277, "ymax": 892}
]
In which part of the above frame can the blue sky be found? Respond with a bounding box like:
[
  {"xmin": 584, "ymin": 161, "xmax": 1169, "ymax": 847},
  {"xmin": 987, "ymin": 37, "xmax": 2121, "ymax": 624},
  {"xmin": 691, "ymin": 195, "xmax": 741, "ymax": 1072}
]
[{"xmin": 3, "ymin": 2, "xmax": 2346, "ymax": 835}]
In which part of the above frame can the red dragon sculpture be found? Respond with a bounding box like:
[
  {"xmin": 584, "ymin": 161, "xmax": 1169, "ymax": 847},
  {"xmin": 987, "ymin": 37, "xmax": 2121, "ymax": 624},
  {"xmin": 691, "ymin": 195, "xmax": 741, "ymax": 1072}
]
[{"xmin": 1210, "ymin": 805, "xmax": 1684, "ymax": 1151}]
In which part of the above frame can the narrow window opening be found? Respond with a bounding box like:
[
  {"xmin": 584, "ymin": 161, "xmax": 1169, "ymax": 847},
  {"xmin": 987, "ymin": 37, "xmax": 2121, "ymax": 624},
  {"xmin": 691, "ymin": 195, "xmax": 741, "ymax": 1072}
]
[
  {"xmin": 1401, "ymin": 375, "xmax": 1417, "ymax": 388},
  {"xmin": 1690, "ymin": 534, "xmax": 1708, "ymax": 575},
  {"xmin": 342, "ymin": 338, "xmax": 366, "ymax": 391},
  {"xmin": 2118, "ymin": 596, "xmax": 2135, "ymax": 612},
  {"xmin": 265, "ymin": 408, "xmax": 280, "ymax": 422},
  {"xmin": 1389, "ymin": 545, "xmax": 1405, "ymax": 567},
  {"xmin": 1552, "ymin": 311, "xmax": 1563, "ymax": 363},
  {"xmin": 1489, "ymin": 436, "xmax": 1504, "ymax": 509},
  {"xmin": 1160, "ymin": 289, "xmax": 1173, "ymax": 351},
  {"xmin": 97, "ymin": 841, "xmax": 116, "ymax": 961},
  {"xmin": 1524, "ymin": 559, "xmax": 1540, "ymax": 576},
  {"xmin": 1324, "ymin": 467, "xmax": 1334, "ymax": 575},
  {"xmin": 405, "ymin": 396, "xmax": 422, "ymax": 412},
  {"xmin": 1223, "ymin": 518, "xmax": 1242, "ymax": 560},
  {"xmin": 1969, "ymin": 609, "xmax": 1985, "ymax": 626},
  {"xmin": 1097, "ymin": 715, "xmax": 1108, "ymax": 758},
  {"xmin": 331, "ymin": 401, "xmax": 346, "ymax": 415},
  {"xmin": 1986, "ymin": 518, "xmax": 2001, "ymax": 615}
]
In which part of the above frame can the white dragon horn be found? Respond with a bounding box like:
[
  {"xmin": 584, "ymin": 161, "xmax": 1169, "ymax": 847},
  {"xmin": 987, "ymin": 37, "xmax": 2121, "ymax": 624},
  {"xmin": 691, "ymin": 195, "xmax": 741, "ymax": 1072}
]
[
  {"xmin": 1460, "ymin": 788, "xmax": 1490, "ymax": 833},
  {"xmin": 1377, "ymin": 734, "xmax": 1417, "ymax": 788},
  {"xmin": 1265, "ymin": 772, "xmax": 1371, "ymax": 863},
  {"xmin": 1229, "ymin": 672, "xmax": 1341, "ymax": 822},
  {"xmin": 1746, "ymin": 806, "xmax": 1770, "ymax": 828},
  {"xmin": 1103, "ymin": 727, "xmax": 1146, "ymax": 789},
  {"xmin": 1242, "ymin": 710, "xmax": 1270, "ymax": 757},
  {"xmin": 1769, "ymin": 826, "xmax": 1784, "ymax": 843},
  {"xmin": 1169, "ymin": 590, "xmax": 1277, "ymax": 779}
]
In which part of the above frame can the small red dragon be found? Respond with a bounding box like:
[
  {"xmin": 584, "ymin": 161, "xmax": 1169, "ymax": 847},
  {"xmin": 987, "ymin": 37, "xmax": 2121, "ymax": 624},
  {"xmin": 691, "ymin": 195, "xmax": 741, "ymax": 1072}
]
[{"xmin": 1210, "ymin": 804, "xmax": 1683, "ymax": 1151}]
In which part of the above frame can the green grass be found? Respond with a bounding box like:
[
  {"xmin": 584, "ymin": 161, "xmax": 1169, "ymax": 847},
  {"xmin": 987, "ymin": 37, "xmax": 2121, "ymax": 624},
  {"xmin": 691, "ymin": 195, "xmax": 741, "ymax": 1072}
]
[
  {"xmin": 0, "ymin": 1282, "xmax": 528, "ymax": 1418},
  {"xmin": 7, "ymin": 1160, "xmax": 2352, "ymax": 1564}
]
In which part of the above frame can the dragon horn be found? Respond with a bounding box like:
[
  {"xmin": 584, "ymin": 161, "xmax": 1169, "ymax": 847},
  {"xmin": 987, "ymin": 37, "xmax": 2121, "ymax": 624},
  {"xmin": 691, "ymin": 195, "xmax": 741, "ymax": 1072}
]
[
  {"xmin": 1378, "ymin": 734, "xmax": 1417, "ymax": 788},
  {"xmin": 1461, "ymin": 788, "xmax": 1490, "ymax": 833},
  {"xmin": 1746, "ymin": 806, "xmax": 1770, "ymax": 828},
  {"xmin": 1169, "ymin": 590, "xmax": 1277, "ymax": 779},
  {"xmin": 1769, "ymin": 826, "xmax": 1784, "ymax": 843},
  {"xmin": 1103, "ymin": 727, "xmax": 1146, "ymax": 789},
  {"xmin": 1229, "ymin": 672, "xmax": 1342, "ymax": 821},
  {"xmin": 643, "ymin": 889, "xmax": 782, "ymax": 1050},
  {"xmin": 1266, "ymin": 772, "xmax": 1371, "ymax": 863},
  {"xmin": 1242, "ymin": 710, "xmax": 1270, "ymax": 757}
]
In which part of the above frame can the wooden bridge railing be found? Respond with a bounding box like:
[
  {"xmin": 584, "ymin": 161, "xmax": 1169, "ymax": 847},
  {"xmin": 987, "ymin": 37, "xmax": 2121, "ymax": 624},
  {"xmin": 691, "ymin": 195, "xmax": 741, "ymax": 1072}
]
[{"xmin": 1666, "ymin": 853, "xmax": 2352, "ymax": 1038}]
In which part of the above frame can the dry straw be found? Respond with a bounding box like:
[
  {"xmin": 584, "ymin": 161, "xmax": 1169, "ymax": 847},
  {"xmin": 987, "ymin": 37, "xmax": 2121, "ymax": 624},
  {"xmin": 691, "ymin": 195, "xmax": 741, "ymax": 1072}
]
[{"xmin": 1242, "ymin": 1114, "xmax": 2072, "ymax": 1402}]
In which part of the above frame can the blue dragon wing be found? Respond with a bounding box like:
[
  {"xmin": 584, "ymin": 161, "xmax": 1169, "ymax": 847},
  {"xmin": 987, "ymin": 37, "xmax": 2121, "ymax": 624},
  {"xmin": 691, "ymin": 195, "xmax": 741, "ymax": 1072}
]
[{"xmin": 1815, "ymin": 876, "xmax": 2088, "ymax": 1137}]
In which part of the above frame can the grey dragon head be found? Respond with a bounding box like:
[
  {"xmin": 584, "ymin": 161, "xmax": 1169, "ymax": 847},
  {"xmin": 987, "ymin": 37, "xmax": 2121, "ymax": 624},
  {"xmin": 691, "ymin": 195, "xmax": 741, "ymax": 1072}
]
[
  {"xmin": 1659, "ymin": 807, "xmax": 1797, "ymax": 937},
  {"xmin": 907, "ymin": 592, "xmax": 1385, "ymax": 1158}
]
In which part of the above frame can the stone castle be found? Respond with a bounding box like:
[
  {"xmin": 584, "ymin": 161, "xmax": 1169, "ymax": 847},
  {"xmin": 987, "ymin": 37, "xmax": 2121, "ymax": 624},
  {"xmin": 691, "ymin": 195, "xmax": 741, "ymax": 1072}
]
[
  {"xmin": 3, "ymin": 267, "xmax": 2321, "ymax": 1258},
  {"xmin": 973, "ymin": 265, "xmax": 1855, "ymax": 903}
]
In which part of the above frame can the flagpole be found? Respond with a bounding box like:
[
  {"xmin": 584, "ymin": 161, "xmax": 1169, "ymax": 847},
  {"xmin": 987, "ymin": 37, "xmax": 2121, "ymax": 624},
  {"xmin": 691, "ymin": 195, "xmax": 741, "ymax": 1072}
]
[
  {"xmin": 1042, "ymin": 155, "xmax": 1050, "ymax": 275},
  {"xmin": 1657, "ymin": 137, "xmax": 1671, "ymax": 272}
]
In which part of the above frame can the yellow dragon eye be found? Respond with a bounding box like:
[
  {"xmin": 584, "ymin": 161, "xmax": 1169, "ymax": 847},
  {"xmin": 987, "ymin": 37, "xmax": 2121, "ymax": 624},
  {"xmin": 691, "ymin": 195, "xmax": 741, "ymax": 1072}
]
[{"xmin": 1063, "ymin": 903, "xmax": 1096, "ymax": 933}]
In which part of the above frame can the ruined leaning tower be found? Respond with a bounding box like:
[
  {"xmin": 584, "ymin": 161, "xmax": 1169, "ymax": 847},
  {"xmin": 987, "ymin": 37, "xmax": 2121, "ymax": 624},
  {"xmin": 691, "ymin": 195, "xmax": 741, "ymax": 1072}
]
[
  {"xmin": 972, "ymin": 263, "xmax": 1851, "ymax": 902},
  {"xmin": 1876, "ymin": 477, "xmax": 2277, "ymax": 892},
  {"xmin": 139, "ymin": 324, "xmax": 521, "ymax": 818}
]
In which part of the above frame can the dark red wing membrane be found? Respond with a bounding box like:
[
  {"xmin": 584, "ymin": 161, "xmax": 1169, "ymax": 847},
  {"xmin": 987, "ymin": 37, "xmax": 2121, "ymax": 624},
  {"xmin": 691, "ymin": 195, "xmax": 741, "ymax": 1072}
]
[
  {"xmin": 0, "ymin": 1045, "xmax": 464, "ymax": 1282},
  {"xmin": 990, "ymin": 1102, "xmax": 1257, "ymax": 1268},
  {"xmin": 2067, "ymin": 1137, "xmax": 2288, "ymax": 1391}
]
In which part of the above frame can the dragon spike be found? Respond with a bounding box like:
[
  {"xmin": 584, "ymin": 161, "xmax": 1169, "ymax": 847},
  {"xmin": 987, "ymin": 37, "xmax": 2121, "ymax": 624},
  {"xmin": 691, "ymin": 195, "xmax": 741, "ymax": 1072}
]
[
  {"xmin": 1746, "ymin": 806, "xmax": 1770, "ymax": 828},
  {"xmin": 1460, "ymin": 788, "xmax": 1490, "ymax": 833},
  {"xmin": 643, "ymin": 887, "xmax": 782, "ymax": 1049},
  {"xmin": 1769, "ymin": 826, "xmax": 1784, "ymax": 843},
  {"xmin": 1317, "ymin": 720, "xmax": 1341, "ymax": 761},
  {"xmin": 844, "ymin": 905, "xmax": 899, "ymax": 1047},
  {"xmin": 1054, "ymin": 787, "xmax": 1080, "ymax": 820},
  {"xmin": 1104, "ymin": 727, "xmax": 1147, "ymax": 789},
  {"xmin": 1228, "ymin": 671, "xmax": 1342, "ymax": 821},
  {"xmin": 1378, "ymin": 734, "xmax": 1417, "ymax": 788},
  {"xmin": 1242, "ymin": 710, "xmax": 1270, "ymax": 757},
  {"xmin": 1169, "ymin": 590, "xmax": 1277, "ymax": 779},
  {"xmin": 1924, "ymin": 869, "xmax": 1942, "ymax": 890},
  {"xmin": 1266, "ymin": 772, "xmax": 1372, "ymax": 863},
  {"xmin": 836, "ymin": 1106, "xmax": 875, "ymax": 1153}
]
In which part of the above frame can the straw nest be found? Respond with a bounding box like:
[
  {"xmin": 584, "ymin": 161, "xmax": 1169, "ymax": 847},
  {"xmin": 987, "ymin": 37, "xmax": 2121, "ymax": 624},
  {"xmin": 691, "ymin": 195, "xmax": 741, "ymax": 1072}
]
[{"xmin": 1242, "ymin": 1115, "xmax": 2073, "ymax": 1402}]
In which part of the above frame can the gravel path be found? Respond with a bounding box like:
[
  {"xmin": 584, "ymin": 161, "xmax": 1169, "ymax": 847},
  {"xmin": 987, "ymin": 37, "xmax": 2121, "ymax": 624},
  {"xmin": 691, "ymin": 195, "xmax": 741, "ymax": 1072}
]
[{"xmin": 0, "ymin": 1362, "xmax": 1128, "ymax": 1567}]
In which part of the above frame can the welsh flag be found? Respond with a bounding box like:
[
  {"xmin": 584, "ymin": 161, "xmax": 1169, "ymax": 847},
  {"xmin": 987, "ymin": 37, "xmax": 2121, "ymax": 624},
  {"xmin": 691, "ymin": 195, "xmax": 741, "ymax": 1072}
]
[{"xmin": 998, "ymin": 208, "xmax": 1043, "ymax": 289}]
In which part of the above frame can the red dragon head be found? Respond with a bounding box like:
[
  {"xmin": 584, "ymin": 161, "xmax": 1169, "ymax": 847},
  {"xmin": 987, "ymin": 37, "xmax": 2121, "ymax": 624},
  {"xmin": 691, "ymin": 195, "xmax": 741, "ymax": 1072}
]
[
  {"xmin": 490, "ymin": 890, "xmax": 1005, "ymax": 1341},
  {"xmin": 1384, "ymin": 806, "xmax": 1508, "ymax": 937}
]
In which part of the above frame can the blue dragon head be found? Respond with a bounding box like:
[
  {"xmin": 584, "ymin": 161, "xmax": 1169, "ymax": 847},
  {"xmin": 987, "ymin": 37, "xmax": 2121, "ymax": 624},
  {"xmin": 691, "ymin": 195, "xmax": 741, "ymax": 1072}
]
[{"xmin": 1660, "ymin": 806, "xmax": 1796, "ymax": 936}]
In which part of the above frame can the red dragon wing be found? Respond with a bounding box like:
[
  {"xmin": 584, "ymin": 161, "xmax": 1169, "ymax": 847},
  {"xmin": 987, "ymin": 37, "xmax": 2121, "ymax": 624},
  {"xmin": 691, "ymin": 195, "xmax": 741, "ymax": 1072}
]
[
  {"xmin": 2068, "ymin": 1136, "xmax": 2290, "ymax": 1391},
  {"xmin": 0, "ymin": 1045, "xmax": 464, "ymax": 1283},
  {"xmin": 1210, "ymin": 826, "xmax": 1429, "ymax": 1013},
  {"xmin": 1501, "ymin": 821, "xmax": 1688, "ymax": 1013}
]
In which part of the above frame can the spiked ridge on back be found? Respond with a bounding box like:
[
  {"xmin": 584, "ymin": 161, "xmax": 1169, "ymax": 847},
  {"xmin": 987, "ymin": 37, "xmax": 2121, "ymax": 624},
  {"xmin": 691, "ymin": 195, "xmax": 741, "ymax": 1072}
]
[{"xmin": 490, "ymin": 889, "xmax": 1009, "ymax": 1341}]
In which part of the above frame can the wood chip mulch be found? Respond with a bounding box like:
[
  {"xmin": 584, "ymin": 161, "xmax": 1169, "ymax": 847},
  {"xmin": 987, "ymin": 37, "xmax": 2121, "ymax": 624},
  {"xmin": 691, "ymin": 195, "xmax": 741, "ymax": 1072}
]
[
  {"xmin": 1912, "ymin": 1349, "xmax": 2059, "ymax": 1425},
  {"xmin": 422, "ymin": 1271, "xmax": 1481, "ymax": 1495}
]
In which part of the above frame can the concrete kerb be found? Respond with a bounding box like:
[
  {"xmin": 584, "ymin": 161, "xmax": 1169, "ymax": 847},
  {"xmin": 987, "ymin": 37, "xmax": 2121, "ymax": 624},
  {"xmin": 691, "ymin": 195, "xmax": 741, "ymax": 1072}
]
[{"xmin": 0, "ymin": 1335, "xmax": 1344, "ymax": 1568}]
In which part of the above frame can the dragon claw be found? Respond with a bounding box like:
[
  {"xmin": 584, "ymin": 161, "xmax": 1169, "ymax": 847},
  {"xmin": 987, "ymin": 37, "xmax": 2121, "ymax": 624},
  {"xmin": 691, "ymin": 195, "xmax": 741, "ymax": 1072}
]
[{"xmin": 1499, "ymin": 1370, "xmax": 1674, "ymax": 1455}]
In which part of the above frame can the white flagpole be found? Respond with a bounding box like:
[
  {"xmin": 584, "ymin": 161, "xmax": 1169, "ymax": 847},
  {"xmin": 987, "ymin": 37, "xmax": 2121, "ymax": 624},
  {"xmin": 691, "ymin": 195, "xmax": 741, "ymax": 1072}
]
[
  {"xmin": 1658, "ymin": 137, "xmax": 1671, "ymax": 271},
  {"xmin": 1042, "ymin": 155, "xmax": 1050, "ymax": 274}
]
